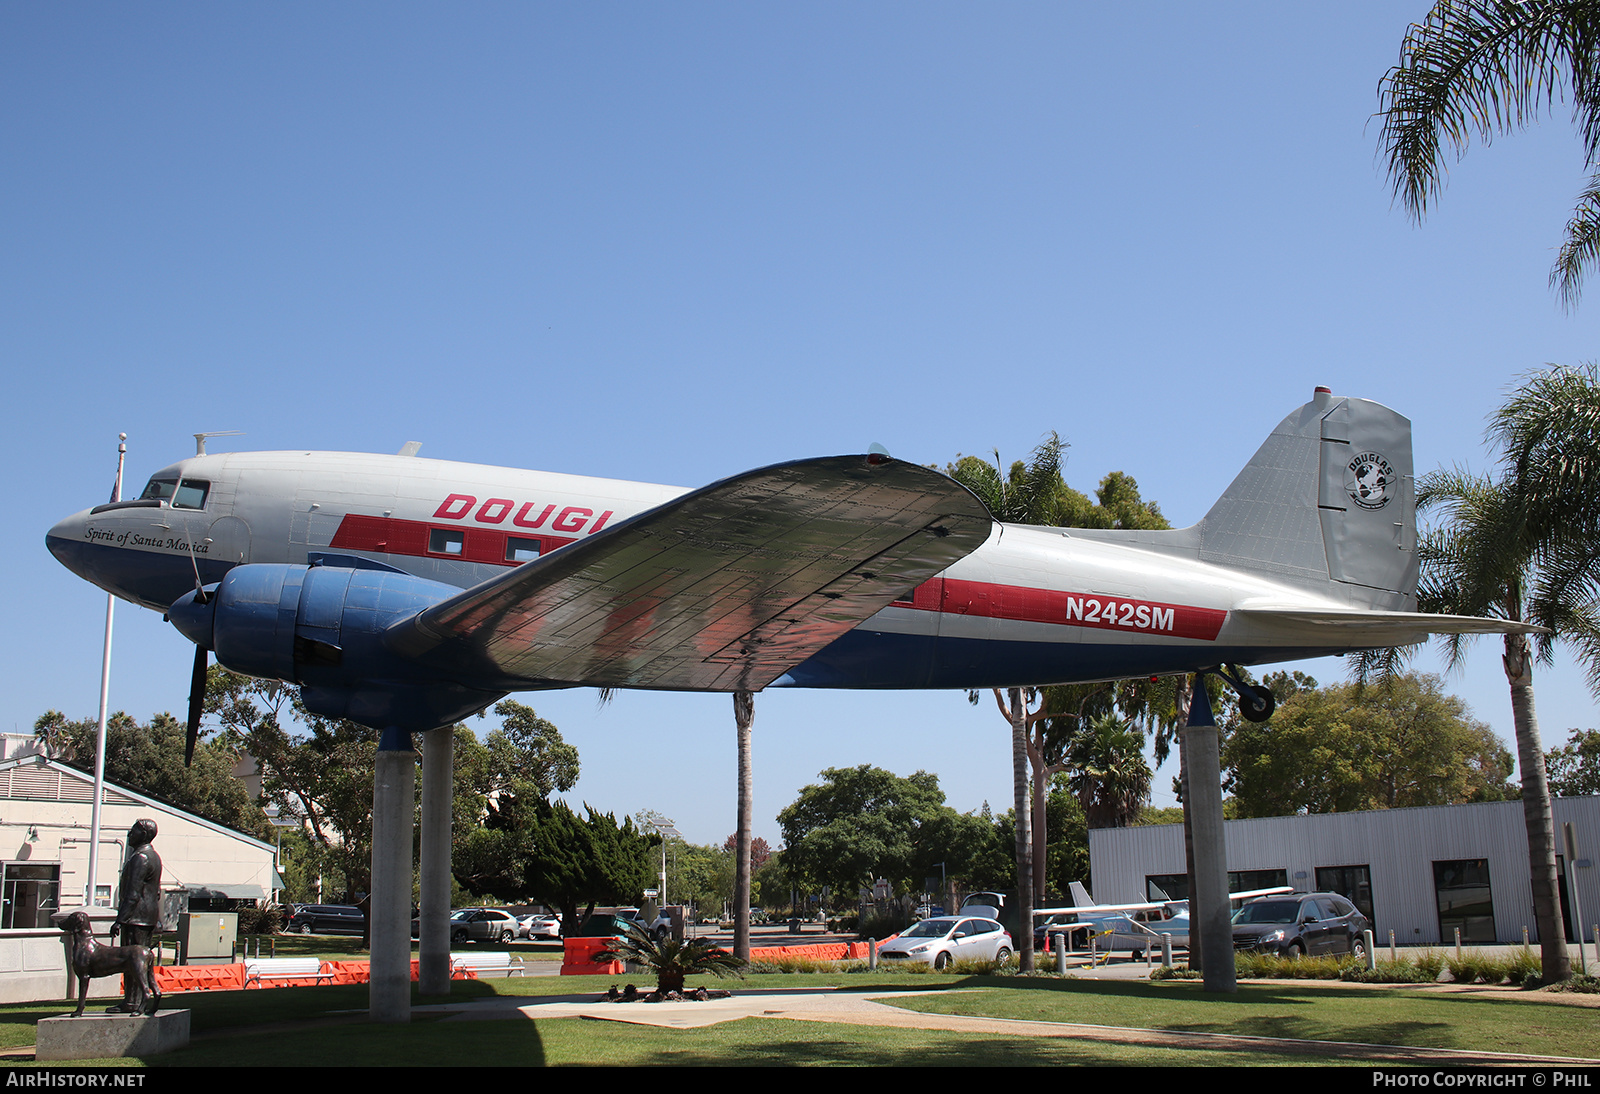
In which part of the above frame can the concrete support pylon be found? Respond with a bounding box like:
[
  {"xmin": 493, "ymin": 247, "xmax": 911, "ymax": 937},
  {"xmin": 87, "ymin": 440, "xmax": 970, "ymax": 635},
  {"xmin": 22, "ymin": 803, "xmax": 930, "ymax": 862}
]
[
  {"xmin": 419, "ymin": 726, "xmax": 454, "ymax": 996},
  {"xmin": 1186, "ymin": 683, "xmax": 1236, "ymax": 994},
  {"xmin": 370, "ymin": 726, "xmax": 416, "ymax": 1022}
]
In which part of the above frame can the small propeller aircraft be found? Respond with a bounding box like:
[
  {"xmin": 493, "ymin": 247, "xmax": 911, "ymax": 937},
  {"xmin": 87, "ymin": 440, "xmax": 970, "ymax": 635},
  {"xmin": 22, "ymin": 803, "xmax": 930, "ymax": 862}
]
[
  {"xmin": 1035, "ymin": 881, "xmax": 1297, "ymax": 957},
  {"xmin": 47, "ymin": 386, "xmax": 1537, "ymax": 758}
]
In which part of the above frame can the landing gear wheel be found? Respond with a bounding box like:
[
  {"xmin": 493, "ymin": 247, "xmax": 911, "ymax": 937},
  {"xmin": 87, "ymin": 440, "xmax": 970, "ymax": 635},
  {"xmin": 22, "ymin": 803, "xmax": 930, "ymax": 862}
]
[{"xmin": 1239, "ymin": 685, "xmax": 1275, "ymax": 722}]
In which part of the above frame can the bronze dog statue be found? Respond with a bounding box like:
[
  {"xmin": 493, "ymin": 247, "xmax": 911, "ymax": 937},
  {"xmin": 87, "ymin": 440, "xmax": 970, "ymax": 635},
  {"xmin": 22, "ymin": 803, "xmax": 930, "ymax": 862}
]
[{"xmin": 61, "ymin": 910, "xmax": 160, "ymax": 1017}]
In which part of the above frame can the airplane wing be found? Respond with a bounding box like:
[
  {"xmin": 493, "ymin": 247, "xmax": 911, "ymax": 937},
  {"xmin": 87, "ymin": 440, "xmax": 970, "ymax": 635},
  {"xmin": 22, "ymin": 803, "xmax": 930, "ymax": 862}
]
[
  {"xmin": 1034, "ymin": 900, "xmax": 1167, "ymax": 917},
  {"xmin": 1034, "ymin": 885, "xmax": 1292, "ymax": 919},
  {"xmin": 1233, "ymin": 607, "xmax": 1546, "ymax": 646},
  {"xmin": 385, "ymin": 454, "xmax": 994, "ymax": 692}
]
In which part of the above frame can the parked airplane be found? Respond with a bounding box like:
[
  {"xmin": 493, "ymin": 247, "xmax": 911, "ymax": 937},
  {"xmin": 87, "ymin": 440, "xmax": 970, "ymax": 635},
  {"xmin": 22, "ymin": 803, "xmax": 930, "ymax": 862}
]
[
  {"xmin": 46, "ymin": 388, "xmax": 1537, "ymax": 755},
  {"xmin": 1035, "ymin": 881, "xmax": 1296, "ymax": 956}
]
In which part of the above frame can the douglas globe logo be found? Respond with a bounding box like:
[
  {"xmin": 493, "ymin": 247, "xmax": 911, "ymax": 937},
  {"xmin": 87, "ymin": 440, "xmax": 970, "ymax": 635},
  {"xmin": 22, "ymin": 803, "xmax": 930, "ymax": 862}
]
[{"xmin": 1346, "ymin": 451, "xmax": 1394, "ymax": 511}]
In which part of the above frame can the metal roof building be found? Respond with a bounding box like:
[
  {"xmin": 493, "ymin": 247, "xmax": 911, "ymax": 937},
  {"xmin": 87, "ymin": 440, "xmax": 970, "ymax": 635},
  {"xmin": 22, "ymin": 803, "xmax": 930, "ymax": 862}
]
[{"xmin": 1089, "ymin": 796, "xmax": 1600, "ymax": 947}]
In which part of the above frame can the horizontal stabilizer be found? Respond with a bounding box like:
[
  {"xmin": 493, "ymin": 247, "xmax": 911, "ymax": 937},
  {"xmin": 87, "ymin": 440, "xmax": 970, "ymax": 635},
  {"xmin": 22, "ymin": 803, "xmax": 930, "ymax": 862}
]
[{"xmin": 1234, "ymin": 606, "xmax": 1545, "ymax": 647}]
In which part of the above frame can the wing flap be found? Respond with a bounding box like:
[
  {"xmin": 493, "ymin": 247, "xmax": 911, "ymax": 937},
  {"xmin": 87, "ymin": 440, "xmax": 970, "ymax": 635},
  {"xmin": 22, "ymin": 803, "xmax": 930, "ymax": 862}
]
[{"xmin": 386, "ymin": 455, "xmax": 993, "ymax": 691}]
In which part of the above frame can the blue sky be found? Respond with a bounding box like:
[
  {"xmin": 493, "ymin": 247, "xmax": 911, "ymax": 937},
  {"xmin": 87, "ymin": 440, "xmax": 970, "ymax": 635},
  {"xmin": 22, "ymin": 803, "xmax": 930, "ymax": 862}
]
[{"xmin": 5, "ymin": 3, "xmax": 1597, "ymax": 853}]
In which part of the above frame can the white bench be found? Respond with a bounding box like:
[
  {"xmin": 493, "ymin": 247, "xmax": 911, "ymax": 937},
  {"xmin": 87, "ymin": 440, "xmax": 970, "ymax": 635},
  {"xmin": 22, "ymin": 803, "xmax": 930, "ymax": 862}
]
[
  {"xmin": 449, "ymin": 951, "xmax": 526, "ymax": 978},
  {"xmin": 243, "ymin": 957, "xmax": 334, "ymax": 988}
]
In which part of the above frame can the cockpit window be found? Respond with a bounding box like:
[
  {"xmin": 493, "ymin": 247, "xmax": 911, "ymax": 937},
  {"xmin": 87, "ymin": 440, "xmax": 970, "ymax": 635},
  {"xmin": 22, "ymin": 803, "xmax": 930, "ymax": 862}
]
[
  {"xmin": 136, "ymin": 477, "xmax": 209, "ymax": 509},
  {"xmin": 172, "ymin": 480, "xmax": 209, "ymax": 510},
  {"xmin": 140, "ymin": 478, "xmax": 177, "ymax": 502}
]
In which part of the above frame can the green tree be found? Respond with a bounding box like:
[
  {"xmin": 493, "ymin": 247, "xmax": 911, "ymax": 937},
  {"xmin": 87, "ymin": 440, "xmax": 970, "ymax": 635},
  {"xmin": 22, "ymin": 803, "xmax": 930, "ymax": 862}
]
[
  {"xmin": 520, "ymin": 801, "xmax": 658, "ymax": 936},
  {"xmin": 1378, "ymin": 0, "xmax": 1600, "ymax": 306},
  {"xmin": 1355, "ymin": 451, "xmax": 1577, "ymax": 980},
  {"xmin": 949, "ymin": 434, "xmax": 1172, "ymax": 968},
  {"xmin": 1223, "ymin": 674, "xmax": 1513, "ymax": 818},
  {"xmin": 777, "ymin": 766, "xmax": 983, "ymax": 904},
  {"xmin": 34, "ymin": 709, "xmax": 272, "ymax": 840},
  {"xmin": 1546, "ymin": 729, "xmax": 1600, "ymax": 796},
  {"xmin": 1065, "ymin": 713, "xmax": 1154, "ymax": 829}
]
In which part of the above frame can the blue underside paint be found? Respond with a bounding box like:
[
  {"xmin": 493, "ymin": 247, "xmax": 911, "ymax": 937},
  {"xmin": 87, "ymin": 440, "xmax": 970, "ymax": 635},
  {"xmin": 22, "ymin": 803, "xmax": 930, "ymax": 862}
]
[
  {"xmin": 52, "ymin": 537, "xmax": 1355, "ymax": 693},
  {"xmin": 777, "ymin": 629, "xmax": 1349, "ymax": 689},
  {"xmin": 46, "ymin": 535, "xmax": 237, "ymax": 612}
]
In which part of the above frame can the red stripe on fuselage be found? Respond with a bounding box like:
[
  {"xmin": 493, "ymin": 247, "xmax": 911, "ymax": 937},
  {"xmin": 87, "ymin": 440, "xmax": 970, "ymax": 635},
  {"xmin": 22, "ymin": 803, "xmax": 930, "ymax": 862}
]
[
  {"xmin": 328, "ymin": 514, "xmax": 577, "ymax": 567},
  {"xmin": 926, "ymin": 578, "xmax": 1225, "ymax": 641}
]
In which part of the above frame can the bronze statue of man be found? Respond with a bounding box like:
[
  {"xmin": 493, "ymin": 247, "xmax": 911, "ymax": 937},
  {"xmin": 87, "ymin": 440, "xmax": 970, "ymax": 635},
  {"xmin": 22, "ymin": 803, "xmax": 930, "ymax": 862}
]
[{"xmin": 107, "ymin": 819, "xmax": 161, "ymax": 1013}]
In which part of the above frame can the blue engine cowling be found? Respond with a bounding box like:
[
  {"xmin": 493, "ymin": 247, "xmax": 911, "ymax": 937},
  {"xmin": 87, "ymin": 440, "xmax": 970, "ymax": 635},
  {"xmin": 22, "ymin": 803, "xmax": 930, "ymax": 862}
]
[{"xmin": 168, "ymin": 563, "xmax": 505, "ymax": 732}]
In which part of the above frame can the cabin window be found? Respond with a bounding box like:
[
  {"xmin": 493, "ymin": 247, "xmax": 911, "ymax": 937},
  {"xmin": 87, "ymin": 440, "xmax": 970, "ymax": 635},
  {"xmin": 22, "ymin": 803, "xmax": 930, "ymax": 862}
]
[
  {"xmin": 172, "ymin": 479, "xmax": 210, "ymax": 510},
  {"xmin": 506, "ymin": 537, "xmax": 542, "ymax": 563},
  {"xmin": 429, "ymin": 529, "xmax": 464, "ymax": 555},
  {"xmin": 139, "ymin": 477, "xmax": 177, "ymax": 502}
]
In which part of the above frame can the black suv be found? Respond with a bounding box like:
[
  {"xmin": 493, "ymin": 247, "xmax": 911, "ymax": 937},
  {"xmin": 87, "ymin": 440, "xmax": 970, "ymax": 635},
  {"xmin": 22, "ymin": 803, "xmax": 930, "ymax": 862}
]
[
  {"xmin": 287, "ymin": 904, "xmax": 366, "ymax": 935},
  {"xmin": 1231, "ymin": 892, "xmax": 1370, "ymax": 958}
]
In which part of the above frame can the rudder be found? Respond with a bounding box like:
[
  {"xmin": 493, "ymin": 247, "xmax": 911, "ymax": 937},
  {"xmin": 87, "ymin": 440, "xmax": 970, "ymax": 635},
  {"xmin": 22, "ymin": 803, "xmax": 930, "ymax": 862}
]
[{"xmin": 1198, "ymin": 388, "xmax": 1416, "ymax": 610}]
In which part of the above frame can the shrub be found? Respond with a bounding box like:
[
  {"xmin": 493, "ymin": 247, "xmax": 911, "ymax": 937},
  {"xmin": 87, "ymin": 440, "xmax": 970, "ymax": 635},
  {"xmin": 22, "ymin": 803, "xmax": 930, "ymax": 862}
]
[
  {"xmin": 1412, "ymin": 949, "xmax": 1446, "ymax": 981},
  {"xmin": 856, "ymin": 910, "xmax": 912, "ymax": 940},
  {"xmin": 1505, "ymin": 948, "xmax": 1542, "ymax": 986},
  {"xmin": 237, "ymin": 905, "xmax": 285, "ymax": 935},
  {"xmin": 1547, "ymin": 974, "xmax": 1600, "ymax": 994},
  {"xmin": 1446, "ymin": 951, "xmax": 1511, "ymax": 985},
  {"xmin": 1341, "ymin": 959, "xmax": 1434, "ymax": 984}
]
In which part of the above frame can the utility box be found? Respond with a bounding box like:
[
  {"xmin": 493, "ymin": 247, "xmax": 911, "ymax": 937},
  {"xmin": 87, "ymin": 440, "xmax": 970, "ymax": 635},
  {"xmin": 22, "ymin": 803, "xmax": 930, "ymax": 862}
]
[{"xmin": 178, "ymin": 912, "xmax": 237, "ymax": 964}]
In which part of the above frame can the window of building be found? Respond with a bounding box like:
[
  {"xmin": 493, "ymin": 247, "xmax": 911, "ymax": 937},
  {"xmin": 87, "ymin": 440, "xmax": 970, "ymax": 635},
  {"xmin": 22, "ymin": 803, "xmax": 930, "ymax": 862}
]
[
  {"xmin": 1144, "ymin": 869, "xmax": 1288, "ymax": 904},
  {"xmin": 1146, "ymin": 874, "xmax": 1187, "ymax": 902},
  {"xmin": 1434, "ymin": 859, "xmax": 1495, "ymax": 944},
  {"xmin": 1230, "ymin": 869, "xmax": 1288, "ymax": 894},
  {"xmin": 0, "ymin": 863, "xmax": 61, "ymax": 929},
  {"xmin": 1315, "ymin": 864, "xmax": 1374, "ymax": 927}
]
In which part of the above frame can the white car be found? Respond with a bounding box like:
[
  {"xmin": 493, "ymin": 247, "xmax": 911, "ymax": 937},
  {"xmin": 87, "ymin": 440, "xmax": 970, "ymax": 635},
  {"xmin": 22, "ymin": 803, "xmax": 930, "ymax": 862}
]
[
  {"xmin": 877, "ymin": 916, "xmax": 1013, "ymax": 969},
  {"xmin": 517, "ymin": 913, "xmax": 562, "ymax": 940}
]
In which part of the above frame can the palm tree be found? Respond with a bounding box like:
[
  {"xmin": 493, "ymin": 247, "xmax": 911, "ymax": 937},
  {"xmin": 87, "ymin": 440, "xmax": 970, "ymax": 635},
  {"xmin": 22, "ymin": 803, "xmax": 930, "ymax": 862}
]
[
  {"xmin": 732, "ymin": 690, "xmax": 754, "ymax": 962},
  {"xmin": 1377, "ymin": 1, "xmax": 1600, "ymax": 307},
  {"xmin": 953, "ymin": 434, "xmax": 1069, "ymax": 975},
  {"xmin": 1395, "ymin": 467, "xmax": 1573, "ymax": 980},
  {"xmin": 596, "ymin": 920, "xmax": 746, "ymax": 995},
  {"xmin": 1065, "ymin": 714, "xmax": 1153, "ymax": 830}
]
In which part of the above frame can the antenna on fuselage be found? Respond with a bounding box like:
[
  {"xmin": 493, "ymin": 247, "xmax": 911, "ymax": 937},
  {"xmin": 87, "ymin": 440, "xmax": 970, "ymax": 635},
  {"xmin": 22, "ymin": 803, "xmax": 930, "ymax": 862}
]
[{"xmin": 193, "ymin": 431, "xmax": 243, "ymax": 456}]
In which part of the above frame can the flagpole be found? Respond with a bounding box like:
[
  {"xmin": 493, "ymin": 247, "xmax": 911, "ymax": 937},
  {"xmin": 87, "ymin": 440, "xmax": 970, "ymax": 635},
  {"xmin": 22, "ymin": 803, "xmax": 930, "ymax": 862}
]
[{"xmin": 84, "ymin": 433, "xmax": 125, "ymax": 909}]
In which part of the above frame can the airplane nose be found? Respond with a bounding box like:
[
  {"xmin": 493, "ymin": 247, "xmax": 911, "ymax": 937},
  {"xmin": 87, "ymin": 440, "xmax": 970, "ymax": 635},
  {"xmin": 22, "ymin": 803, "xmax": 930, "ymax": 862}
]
[
  {"xmin": 168, "ymin": 586, "xmax": 218, "ymax": 650},
  {"xmin": 45, "ymin": 510, "xmax": 93, "ymax": 575}
]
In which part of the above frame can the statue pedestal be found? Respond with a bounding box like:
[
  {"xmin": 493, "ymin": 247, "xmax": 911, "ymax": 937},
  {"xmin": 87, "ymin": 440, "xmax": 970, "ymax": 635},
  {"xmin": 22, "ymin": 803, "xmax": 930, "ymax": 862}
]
[{"xmin": 35, "ymin": 1010, "xmax": 190, "ymax": 1061}]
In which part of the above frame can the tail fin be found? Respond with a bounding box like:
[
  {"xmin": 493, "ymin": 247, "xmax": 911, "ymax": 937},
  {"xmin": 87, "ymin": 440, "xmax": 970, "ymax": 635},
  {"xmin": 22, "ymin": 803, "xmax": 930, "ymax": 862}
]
[
  {"xmin": 1068, "ymin": 880, "xmax": 1095, "ymax": 907},
  {"xmin": 1197, "ymin": 388, "xmax": 1417, "ymax": 610}
]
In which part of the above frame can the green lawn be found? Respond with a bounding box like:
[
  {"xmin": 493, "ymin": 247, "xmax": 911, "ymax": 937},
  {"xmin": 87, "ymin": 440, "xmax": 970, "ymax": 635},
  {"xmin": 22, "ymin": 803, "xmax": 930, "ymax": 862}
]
[{"xmin": 3, "ymin": 971, "xmax": 1593, "ymax": 1067}]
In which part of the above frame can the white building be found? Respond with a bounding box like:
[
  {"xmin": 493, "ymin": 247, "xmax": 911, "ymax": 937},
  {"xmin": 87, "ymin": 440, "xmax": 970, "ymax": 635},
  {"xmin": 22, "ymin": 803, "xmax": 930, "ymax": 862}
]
[
  {"xmin": 1089, "ymin": 796, "xmax": 1600, "ymax": 946},
  {"xmin": 0, "ymin": 754, "xmax": 279, "ymax": 1002}
]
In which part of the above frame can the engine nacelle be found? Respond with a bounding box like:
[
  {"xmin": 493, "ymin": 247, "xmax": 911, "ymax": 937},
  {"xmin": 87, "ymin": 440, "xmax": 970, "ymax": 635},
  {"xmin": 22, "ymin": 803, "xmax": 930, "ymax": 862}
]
[{"xmin": 168, "ymin": 562, "xmax": 504, "ymax": 731}]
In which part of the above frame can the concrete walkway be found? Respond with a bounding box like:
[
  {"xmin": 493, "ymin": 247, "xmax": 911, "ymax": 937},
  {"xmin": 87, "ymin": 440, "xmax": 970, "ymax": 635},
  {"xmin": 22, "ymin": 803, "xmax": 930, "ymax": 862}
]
[{"xmin": 419, "ymin": 985, "xmax": 1600, "ymax": 1066}]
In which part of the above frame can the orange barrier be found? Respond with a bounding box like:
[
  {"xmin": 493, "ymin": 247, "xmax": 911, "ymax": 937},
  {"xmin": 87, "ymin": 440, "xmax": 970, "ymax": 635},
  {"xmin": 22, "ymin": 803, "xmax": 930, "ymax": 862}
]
[
  {"xmin": 154, "ymin": 964, "xmax": 245, "ymax": 994},
  {"xmin": 159, "ymin": 958, "xmax": 437, "ymax": 993},
  {"xmin": 561, "ymin": 937, "xmax": 623, "ymax": 976},
  {"xmin": 748, "ymin": 941, "xmax": 872, "ymax": 962}
]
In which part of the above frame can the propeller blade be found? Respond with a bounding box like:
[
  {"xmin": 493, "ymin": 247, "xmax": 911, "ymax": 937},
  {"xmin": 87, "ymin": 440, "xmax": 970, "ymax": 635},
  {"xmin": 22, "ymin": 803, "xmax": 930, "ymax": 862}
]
[{"xmin": 185, "ymin": 644, "xmax": 207, "ymax": 767}]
